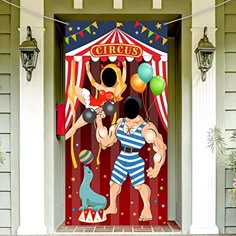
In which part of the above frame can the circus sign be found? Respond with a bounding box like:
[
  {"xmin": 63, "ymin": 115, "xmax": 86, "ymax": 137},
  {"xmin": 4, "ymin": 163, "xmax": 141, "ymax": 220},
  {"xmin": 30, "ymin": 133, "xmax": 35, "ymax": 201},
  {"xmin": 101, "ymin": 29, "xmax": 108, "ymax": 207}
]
[{"xmin": 90, "ymin": 43, "xmax": 143, "ymax": 57}]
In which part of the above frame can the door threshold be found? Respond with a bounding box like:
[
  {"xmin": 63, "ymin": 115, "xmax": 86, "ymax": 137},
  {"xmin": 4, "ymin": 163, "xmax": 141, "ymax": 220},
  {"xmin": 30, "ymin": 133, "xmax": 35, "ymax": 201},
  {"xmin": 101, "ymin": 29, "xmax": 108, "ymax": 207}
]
[{"xmin": 56, "ymin": 221, "xmax": 181, "ymax": 234}]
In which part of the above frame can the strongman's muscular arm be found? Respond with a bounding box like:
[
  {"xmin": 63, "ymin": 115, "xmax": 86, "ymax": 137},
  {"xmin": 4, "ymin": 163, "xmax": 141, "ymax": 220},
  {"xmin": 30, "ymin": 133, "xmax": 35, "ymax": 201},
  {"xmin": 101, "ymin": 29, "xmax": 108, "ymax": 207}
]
[
  {"xmin": 85, "ymin": 61, "xmax": 103, "ymax": 90},
  {"xmin": 95, "ymin": 115, "xmax": 122, "ymax": 149},
  {"xmin": 142, "ymin": 122, "xmax": 167, "ymax": 178}
]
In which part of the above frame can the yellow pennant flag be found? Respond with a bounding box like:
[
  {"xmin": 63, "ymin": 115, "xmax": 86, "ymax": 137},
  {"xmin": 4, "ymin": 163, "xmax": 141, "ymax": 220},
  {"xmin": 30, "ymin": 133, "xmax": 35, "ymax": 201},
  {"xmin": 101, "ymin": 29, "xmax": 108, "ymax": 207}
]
[
  {"xmin": 116, "ymin": 22, "xmax": 123, "ymax": 28},
  {"xmin": 162, "ymin": 38, "xmax": 168, "ymax": 45},
  {"xmin": 141, "ymin": 26, "xmax": 147, "ymax": 33},
  {"xmin": 71, "ymin": 34, "xmax": 77, "ymax": 41},
  {"xmin": 92, "ymin": 21, "xmax": 98, "ymax": 29}
]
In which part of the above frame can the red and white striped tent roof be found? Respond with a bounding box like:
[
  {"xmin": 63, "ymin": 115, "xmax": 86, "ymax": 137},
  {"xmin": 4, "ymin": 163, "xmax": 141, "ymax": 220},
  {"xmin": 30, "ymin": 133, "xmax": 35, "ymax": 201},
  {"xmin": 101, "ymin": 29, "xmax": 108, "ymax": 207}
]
[{"xmin": 65, "ymin": 28, "xmax": 168, "ymax": 131}]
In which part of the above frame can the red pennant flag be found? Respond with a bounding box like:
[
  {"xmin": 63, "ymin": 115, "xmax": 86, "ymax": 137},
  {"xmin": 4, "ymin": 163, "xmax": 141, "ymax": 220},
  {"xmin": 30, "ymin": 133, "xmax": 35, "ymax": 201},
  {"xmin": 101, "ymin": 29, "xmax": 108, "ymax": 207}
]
[
  {"xmin": 79, "ymin": 30, "xmax": 84, "ymax": 38},
  {"xmin": 134, "ymin": 21, "xmax": 141, "ymax": 28},
  {"xmin": 155, "ymin": 34, "xmax": 161, "ymax": 41}
]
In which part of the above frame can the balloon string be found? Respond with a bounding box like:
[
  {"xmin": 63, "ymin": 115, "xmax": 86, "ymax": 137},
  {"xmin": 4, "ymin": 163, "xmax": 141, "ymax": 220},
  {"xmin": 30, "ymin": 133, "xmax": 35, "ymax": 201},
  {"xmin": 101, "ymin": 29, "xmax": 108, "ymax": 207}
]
[
  {"xmin": 142, "ymin": 93, "xmax": 149, "ymax": 121},
  {"xmin": 146, "ymin": 99, "xmax": 156, "ymax": 117}
]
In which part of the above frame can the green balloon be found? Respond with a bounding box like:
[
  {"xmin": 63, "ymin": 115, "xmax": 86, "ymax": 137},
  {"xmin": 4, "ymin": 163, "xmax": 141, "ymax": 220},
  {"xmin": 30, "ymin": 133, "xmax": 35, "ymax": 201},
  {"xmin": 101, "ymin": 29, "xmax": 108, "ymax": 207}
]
[{"xmin": 150, "ymin": 76, "xmax": 166, "ymax": 96}]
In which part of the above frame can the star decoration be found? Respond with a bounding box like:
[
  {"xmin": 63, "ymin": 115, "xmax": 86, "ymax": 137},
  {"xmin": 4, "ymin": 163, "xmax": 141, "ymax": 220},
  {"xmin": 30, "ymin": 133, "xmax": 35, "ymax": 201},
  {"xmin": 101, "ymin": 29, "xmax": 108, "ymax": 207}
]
[
  {"xmin": 149, "ymin": 40, "xmax": 153, "ymax": 44},
  {"xmin": 160, "ymin": 186, "xmax": 164, "ymax": 190},
  {"xmin": 77, "ymin": 26, "xmax": 80, "ymax": 30},
  {"xmin": 68, "ymin": 194, "xmax": 72, "ymax": 198},
  {"xmin": 93, "ymin": 32, "xmax": 96, "ymax": 35},
  {"xmin": 68, "ymin": 27, "xmax": 73, "ymax": 32},
  {"xmin": 156, "ymin": 23, "xmax": 162, "ymax": 29},
  {"xmin": 71, "ymin": 177, "xmax": 76, "ymax": 182},
  {"xmin": 158, "ymin": 216, "xmax": 162, "ymax": 220}
]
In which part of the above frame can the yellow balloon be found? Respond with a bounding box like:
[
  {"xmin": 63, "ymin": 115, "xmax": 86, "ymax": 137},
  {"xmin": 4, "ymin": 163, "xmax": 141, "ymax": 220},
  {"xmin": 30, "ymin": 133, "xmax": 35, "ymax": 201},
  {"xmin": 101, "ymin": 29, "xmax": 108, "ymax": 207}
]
[{"xmin": 130, "ymin": 73, "xmax": 147, "ymax": 94}]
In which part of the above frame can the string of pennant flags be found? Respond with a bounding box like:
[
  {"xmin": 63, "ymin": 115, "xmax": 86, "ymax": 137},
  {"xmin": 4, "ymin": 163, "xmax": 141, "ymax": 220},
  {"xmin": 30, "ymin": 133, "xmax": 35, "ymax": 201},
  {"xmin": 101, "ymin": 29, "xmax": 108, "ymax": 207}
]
[
  {"xmin": 65, "ymin": 21, "xmax": 167, "ymax": 45},
  {"xmin": 65, "ymin": 21, "xmax": 98, "ymax": 45},
  {"xmin": 133, "ymin": 21, "xmax": 168, "ymax": 45}
]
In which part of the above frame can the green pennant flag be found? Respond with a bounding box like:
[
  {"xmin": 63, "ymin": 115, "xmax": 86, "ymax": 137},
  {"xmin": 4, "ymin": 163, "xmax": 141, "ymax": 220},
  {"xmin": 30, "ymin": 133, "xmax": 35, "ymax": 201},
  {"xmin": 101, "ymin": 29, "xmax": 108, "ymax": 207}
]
[
  {"xmin": 65, "ymin": 37, "xmax": 69, "ymax": 45},
  {"xmin": 148, "ymin": 30, "xmax": 154, "ymax": 38},
  {"xmin": 85, "ymin": 26, "xmax": 91, "ymax": 34}
]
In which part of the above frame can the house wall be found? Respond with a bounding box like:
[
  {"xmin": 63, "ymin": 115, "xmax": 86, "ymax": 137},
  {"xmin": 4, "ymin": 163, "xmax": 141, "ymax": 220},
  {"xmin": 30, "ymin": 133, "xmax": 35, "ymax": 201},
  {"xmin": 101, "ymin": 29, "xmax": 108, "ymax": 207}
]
[
  {"xmin": 0, "ymin": 1, "xmax": 19, "ymax": 235},
  {"xmin": 223, "ymin": 0, "xmax": 236, "ymax": 233},
  {"xmin": 216, "ymin": 0, "xmax": 236, "ymax": 234}
]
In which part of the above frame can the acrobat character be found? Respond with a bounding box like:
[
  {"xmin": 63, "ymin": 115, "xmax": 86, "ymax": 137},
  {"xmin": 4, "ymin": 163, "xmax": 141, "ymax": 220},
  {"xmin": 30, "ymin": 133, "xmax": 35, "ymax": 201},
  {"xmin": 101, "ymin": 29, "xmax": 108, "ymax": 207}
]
[
  {"xmin": 65, "ymin": 60, "xmax": 127, "ymax": 140},
  {"xmin": 95, "ymin": 96, "xmax": 167, "ymax": 221}
]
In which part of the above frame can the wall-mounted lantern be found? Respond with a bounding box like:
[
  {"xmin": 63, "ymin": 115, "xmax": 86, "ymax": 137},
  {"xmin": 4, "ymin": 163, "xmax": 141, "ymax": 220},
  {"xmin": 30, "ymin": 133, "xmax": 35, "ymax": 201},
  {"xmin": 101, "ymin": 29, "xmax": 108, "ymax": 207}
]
[
  {"xmin": 195, "ymin": 27, "xmax": 216, "ymax": 82},
  {"xmin": 19, "ymin": 26, "xmax": 40, "ymax": 81}
]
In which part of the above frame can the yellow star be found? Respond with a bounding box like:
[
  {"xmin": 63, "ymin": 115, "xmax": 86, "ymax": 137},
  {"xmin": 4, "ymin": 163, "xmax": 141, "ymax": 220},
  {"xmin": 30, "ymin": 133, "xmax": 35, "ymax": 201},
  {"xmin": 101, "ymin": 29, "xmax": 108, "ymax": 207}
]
[
  {"xmin": 156, "ymin": 23, "xmax": 162, "ymax": 29},
  {"xmin": 71, "ymin": 177, "xmax": 76, "ymax": 182},
  {"xmin": 68, "ymin": 27, "xmax": 73, "ymax": 32}
]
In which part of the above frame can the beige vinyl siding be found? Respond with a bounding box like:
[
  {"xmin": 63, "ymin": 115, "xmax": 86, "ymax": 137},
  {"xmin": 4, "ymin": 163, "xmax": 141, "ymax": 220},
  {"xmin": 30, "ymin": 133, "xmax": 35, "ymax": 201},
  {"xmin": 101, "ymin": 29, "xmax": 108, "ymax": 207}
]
[
  {"xmin": 0, "ymin": 1, "xmax": 11, "ymax": 234},
  {"xmin": 224, "ymin": 1, "xmax": 236, "ymax": 233}
]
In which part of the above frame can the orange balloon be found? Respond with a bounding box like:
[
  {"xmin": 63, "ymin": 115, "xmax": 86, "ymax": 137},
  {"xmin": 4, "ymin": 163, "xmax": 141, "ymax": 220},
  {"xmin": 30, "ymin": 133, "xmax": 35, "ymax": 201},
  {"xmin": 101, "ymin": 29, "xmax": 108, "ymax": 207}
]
[{"xmin": 130, "ymin": 73, "xmax": 147, "ymax": 93}]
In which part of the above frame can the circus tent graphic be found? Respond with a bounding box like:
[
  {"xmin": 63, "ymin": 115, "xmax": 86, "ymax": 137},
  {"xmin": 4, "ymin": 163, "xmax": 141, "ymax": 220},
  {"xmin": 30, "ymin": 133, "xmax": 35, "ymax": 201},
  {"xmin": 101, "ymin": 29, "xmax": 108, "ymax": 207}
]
[{"xmin": 64, "ymin": 21, "xmax": 168, "ymax": 226}]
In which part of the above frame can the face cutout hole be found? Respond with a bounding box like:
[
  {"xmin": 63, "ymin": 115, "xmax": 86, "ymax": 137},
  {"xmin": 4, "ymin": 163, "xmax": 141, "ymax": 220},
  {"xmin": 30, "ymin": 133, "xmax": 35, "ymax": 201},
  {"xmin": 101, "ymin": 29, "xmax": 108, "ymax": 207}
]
[{"xmin": 101, "ymin": 68, "xmax": 117, "ymax": 87}]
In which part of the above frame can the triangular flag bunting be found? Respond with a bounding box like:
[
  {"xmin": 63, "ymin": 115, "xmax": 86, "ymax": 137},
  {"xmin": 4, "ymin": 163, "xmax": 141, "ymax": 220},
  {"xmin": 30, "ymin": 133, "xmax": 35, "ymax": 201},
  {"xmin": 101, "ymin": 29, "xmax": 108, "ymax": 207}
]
[
  {"xmin": 148, "ymin": 30, "xmax": 154, "ymax": 38},
  {"xmin": 155, "ymin": 34, "xmax": 161, "ymax": 41},
  {"xmin": 92, "ymin": 21, "xmax": 98, "ymax": 29},
  {"xmin": 162, "ymin": 38, "xmax": 168, "ymax": 45},
  {"xmin": 65, "ymin": 37, "xmax": 69, "ymax": 45},
  {"xmin": 79, "ymin": 30, "xmax": 84, "ymax": 38},
  {"xmin": 71, "ymin": 34, "xmax": 77, "ymax": 41},
  {"xmin": 116, "ymin": 22, "xmax": 123, "ymax": 28},
  {"xmin": 134, "ymin": 21, "xmax": 141, "ymax": 28},
  {"xmin": 85, "ymin": 26, "xmax": 91, "ymax": 34},
  {"xmin": 141, "ymin": 26, "xmax": 147, "ymax": 33}
]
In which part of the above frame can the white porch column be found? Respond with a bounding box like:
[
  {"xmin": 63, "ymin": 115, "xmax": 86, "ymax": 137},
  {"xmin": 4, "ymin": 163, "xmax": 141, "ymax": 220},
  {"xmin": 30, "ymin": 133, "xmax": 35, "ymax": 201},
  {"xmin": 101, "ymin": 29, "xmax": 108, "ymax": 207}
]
[
  {"xmin": 190, "ymin": 0, "xmax": 219, "ymax": 234},
  {"xmin": 17, "ymin": 0, "xmax": 47, "ymax": 235}
]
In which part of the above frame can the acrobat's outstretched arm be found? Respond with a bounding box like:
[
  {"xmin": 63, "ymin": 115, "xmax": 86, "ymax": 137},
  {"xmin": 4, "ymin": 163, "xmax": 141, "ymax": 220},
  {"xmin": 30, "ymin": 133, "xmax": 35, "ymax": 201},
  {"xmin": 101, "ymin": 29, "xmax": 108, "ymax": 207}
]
[
  {"xmin": 85, "ymin": 61, "xmax": 103, "ymax": 90},
  {"xmin": 121, "ymin": 60, "xmax": 127, "ymax": 83},
  {"xmin": 142, "ymin": 122, "xmax": 167, "ymax": 178},
  {"xmin": 95, "ymin": 112, "xmax": 122, "ymax": 149}
]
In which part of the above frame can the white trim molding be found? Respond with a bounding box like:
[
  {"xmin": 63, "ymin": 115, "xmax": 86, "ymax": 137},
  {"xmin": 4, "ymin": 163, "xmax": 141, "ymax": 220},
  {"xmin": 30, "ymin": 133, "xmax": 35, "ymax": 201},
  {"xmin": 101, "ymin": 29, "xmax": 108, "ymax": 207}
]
[
  {"xmin": 190, "ymin": 0, "xmax": 219, "ymax": 234},
  {"xmin": 152, "ymin": 0, "xmax": 162, "ymax": 9},
  {"xmin": 17, "ymin": 0, "xmax": 47, "ymax": 235},
  {"xmin": 113, "ymin": 0, "xmax": 123, "ymax": 9},
  {"xmin": 74, "ymin": 0, "xmax": 83, "ymax": 9}
]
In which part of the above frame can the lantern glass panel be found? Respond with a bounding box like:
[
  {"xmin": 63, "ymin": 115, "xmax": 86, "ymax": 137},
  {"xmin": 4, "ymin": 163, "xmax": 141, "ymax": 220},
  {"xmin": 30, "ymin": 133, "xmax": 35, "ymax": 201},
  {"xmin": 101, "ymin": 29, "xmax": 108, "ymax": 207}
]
[
  {"xmin": 20, "ymin": 50, "xmax": 39, "ymax": 70},
  {"xmin": 197, "ymin": 50, "xmax": 214, "ymax": 72}
]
